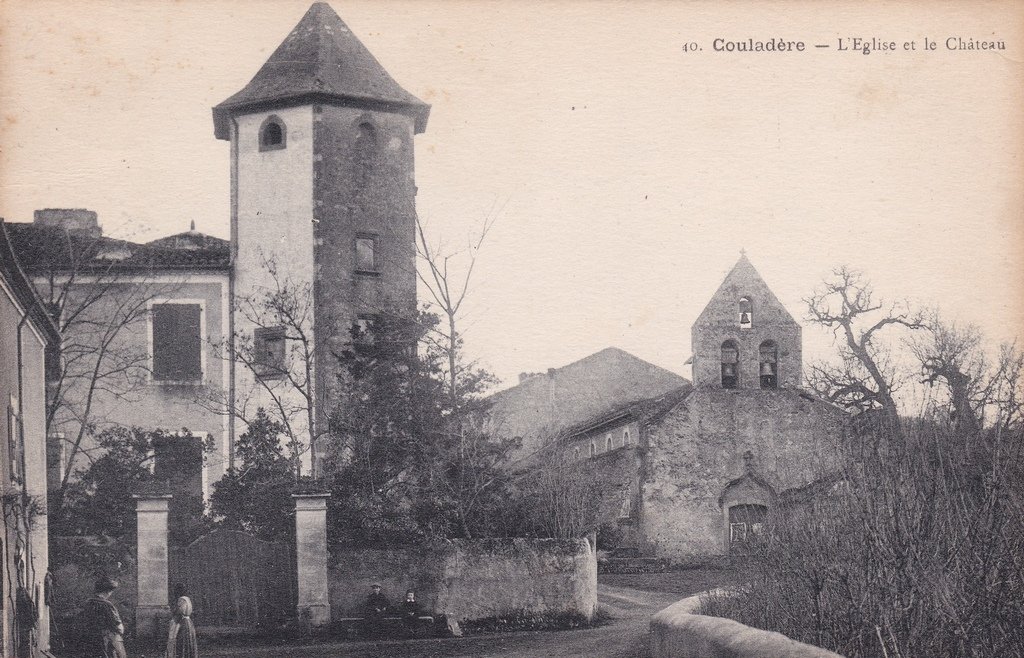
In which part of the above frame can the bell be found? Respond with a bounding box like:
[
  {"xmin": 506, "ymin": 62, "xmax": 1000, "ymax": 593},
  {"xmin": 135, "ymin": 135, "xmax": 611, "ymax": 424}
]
[
  {"xmin": 760, "ymin": 362, "xmax": 775, "ymax": 376},
  {"xmin": 740, "ymin": 312, "xmax": 751, "ymax": 325},
  {"xmin": 723, "ymin": 364, "xmax": 736, "ymax": 376}
]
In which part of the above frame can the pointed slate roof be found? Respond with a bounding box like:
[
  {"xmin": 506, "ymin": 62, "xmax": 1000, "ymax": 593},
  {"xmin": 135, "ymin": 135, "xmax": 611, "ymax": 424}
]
[
  {"xmin": 213, "ymin": 3, "xmax": 430, "ymax": 139},
  {"xmin": 693, "ymin": 253, "xmax": 799, "ymax": 327}
]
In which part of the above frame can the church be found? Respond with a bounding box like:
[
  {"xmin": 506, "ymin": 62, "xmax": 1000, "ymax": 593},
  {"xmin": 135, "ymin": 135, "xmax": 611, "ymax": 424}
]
[{"xmin": 491, "ymin": 255, "xmax": 848, "ymax": 560}]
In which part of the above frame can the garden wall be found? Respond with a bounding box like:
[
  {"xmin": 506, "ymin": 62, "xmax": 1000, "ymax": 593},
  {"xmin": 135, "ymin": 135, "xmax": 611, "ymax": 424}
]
[
  {"xmin": 650, "ymin": 591, "xmax": 841, "ymax": 658},
  {"xmin": 328, "ymin": 537, "xmax": 597, "ymax": 623}
]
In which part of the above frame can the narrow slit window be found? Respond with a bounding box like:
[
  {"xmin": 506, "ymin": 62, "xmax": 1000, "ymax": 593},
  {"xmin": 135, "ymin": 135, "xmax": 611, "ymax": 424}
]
[
  {"xmin": 759, "ymin": 340, "xmax": 778, "ymax": 389},
  {"xmin": 721, "ymin": 340, "xmax": 739, "ymax": 389},
  {"xmin": 623, "ymin": 429, "xmax": 630, "ymax": 446},
  {"xmin": 355, "ymin": 236, "xmax": 377, "ymax": 273}
]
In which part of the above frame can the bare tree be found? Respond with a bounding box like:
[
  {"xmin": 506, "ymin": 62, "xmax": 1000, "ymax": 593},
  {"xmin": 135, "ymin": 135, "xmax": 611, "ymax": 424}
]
[
  {"xmin": 414, "ymin": 207, "xmax": 508, "ymax": 538},
  {"xmin": 910, "ymin": 311, "xmax": 1024, "ymax": 432},
  {"xmin": 804, "ymin": 266, "xmax": 925, "ymax": 415},
  {"xmin": 18, "ymin": 227, "xmax": 184, "ymax": 515},
  {"xmin": 525, "ymin": 454, "xmax": 600, "ymax": 540},
  {"xmin": 204, "ymin": 254, "xmax": 327, "ymax": 478}
]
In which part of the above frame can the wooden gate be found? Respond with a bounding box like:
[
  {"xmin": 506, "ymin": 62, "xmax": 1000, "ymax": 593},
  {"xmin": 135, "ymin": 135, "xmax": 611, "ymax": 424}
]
[{"xmin": 169, "ymin": 529, "xmax": 296, "ymax": 628}]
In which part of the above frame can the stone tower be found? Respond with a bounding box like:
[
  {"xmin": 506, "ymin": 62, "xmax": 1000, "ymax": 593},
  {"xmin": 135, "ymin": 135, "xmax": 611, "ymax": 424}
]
[
  {"xmin": 213, "ymin": 3, "xmax": 429, "ymax": 472},
  {"xmin": 691, "ymin": 254, "xmax": 802, "ymax": 390}
]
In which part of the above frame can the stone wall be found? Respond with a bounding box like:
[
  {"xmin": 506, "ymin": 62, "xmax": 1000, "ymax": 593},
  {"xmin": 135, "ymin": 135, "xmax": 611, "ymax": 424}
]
[
  {"xmin": 642, "ymin": 388, "xmax": 845, "ymax": 558},
  {"xmin": 650, "ymin": 592, "xmax": 841, "ymax": 658},
  {"xmin": 328, "ymin": 538, "xmax": 597, "ymax": 623}
]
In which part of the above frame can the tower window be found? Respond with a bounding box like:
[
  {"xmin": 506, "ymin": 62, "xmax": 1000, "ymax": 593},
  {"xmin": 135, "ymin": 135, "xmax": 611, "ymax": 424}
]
[
  {"xmin": 259, "ymin": 116, "xmax": 286, "ymax": 151},
  {"xmin": 352, "ymin": 314, "xmax": 378, "ymax": 346},
  {"xmin": 739, "ymin": 297, "xmax": 753, "ymax": 329},
  {"xmin": 354, "ymin": 122, "xmax": 378, "ymax": 188},
  {"xmin": 606, "ymin": 433, "xmax": 613, "ymax": 452},
  {"xmin": 355, "ymin": 236, "xmax": 377, "ymax": 273},
  {"xmin": 721, "ymin": 340, "xmax": 739, "ymax": 389},
  {"xmin": 254, "ymin": 326, "xmax": 287, "ymax": 378},
  {"xmin": 623, "ymin": 429, "xmax": 630, "ymax": 446},
  {"xmin": 759, "ymin": 340, "xmax": 778, "ymax": 389}
]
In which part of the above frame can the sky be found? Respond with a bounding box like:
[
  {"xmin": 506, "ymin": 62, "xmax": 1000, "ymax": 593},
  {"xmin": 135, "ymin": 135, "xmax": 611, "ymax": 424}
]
[{"xmin": 2, "ymin": 0, "xmax": 1022, "ymax": 390}]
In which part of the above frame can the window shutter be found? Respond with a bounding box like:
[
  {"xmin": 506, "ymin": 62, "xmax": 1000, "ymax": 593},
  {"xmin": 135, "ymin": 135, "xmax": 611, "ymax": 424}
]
[{"xmin": 152, "ymin": 304, "xmax": 202, "ymax": 381}]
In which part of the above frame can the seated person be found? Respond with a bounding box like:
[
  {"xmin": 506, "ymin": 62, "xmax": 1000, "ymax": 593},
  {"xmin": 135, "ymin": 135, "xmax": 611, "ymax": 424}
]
[
  {"xmin": 362, "ymin": 584, "xmax": 390, "ymax": 636},
  {"xmin": 400, "ymin": 590, "xmax": 421, "ymax": 625}
]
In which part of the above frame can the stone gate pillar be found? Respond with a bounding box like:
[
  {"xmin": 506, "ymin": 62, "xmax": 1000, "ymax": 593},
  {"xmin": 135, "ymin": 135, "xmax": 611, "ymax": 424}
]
[
  {"xmin": 134, "ymin": 494, "xmax": 171, "ymax": 641},
  {"xmin": 293, "ymin": 493, "xmax": 331, "ymax": 626}
]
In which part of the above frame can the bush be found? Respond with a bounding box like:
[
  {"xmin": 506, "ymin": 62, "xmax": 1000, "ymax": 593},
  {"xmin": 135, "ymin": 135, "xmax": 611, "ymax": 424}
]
[
  {"xmin": 461, "ymin": 607, "xmax": 610, "ymax": 634},
  {"xmin": 701, "ymin": 418, "xmax": 1024, "ymax": 657}
]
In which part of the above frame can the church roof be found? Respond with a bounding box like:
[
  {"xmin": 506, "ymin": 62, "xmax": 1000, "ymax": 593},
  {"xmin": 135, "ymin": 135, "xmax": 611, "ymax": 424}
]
[
  {"xmin": 693, "ymin": 253, "xmax": 799, "ymax": 328},
  {"xmin": 486, "ymin": 347, "xmax": 690, "ymax": 458},
  {"xmin": 213, "ymin": 2, "xmax": 430, "ymax": 139}
]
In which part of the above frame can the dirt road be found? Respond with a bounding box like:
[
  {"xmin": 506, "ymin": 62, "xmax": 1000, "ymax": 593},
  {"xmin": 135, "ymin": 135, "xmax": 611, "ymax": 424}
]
[{"xmin": 202, "ymin": 583, "xmax": 680, "ymax": 658}]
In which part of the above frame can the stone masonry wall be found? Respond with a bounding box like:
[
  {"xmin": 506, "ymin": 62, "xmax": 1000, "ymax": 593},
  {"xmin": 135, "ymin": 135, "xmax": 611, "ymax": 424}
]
[
  {"xmin": 328, "ymin": 538, "xmax": 597, "ymax": 623},
  {"xmin": 312, "ymin": 104, "xmax": 419, "ymax": 428},
  {"xmin": 641, "ymin": 388, "xmax": 845, "ymax": 559},
  {"xmin": 650, "ymin": 592, "xmax": 842, "ymax": 658}
]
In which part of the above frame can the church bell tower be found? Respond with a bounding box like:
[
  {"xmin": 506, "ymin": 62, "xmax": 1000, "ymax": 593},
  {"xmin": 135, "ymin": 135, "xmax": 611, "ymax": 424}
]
[{"xmin": 691, "ymin": 254, "xmax": 802, "ymax": 391}]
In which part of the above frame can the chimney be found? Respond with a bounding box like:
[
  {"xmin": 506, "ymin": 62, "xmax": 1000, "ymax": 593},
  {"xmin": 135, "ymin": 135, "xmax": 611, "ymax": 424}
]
[{"xmin": 34, "ymin": 209, "xmax": 101, "ymax": 238}]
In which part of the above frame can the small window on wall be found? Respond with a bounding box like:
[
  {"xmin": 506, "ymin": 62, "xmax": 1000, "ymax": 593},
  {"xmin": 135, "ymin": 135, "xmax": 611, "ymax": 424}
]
[
  {"xmin": 573, "ymin": 447, "xmax": 581, "ymax": 461},
  {"xmin": 759, "ymin": 340, "xmax": 778, "ymax": 389},
  {"xmin": 606, "ymin": 433, "xmax": 613, "ymax": 451},
  {"xmin": 623, "ymin": 429, "xmax": 631, "ymax": 446},
  {"xmin": 151, "ymin": 303, "xmax": 202, "ymax": 382},
  {"xmin": 355, "ymin": 236, "xmax": 377, "ymax": 273},
  {"xmin": 721, "ymin": 340, "xmax": 739, "ymax": 389},
  {"xmin": 7, "ymin": 395, "xmax": 23, "ymax": 484},
  {"xmin": 589, "ymin": 442, "xmax": 596, "ymax": 458},
  {"xmin": 739, "ymin": 296, "xmax": 753, "ymax": 329},
  {"xmin": 254, "ymin": 327, "xmax": 287, "ymax": 378},
  {"xmin": 259, "ymin": 116, "xmax": 286, "ymax": 151}
]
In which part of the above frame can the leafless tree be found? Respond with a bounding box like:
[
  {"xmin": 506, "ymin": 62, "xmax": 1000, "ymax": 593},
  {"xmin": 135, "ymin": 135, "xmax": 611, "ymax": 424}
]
[
  {"xmin": 414, "ymin": 206, "xmax": 507, "ymax": 538},
  {"xmin": 525, "ymin": 454, "xmax": 600, "ymax": 540},
  {"xmin": 804, "ymin": 266, "xmax": 925, "ymax": 415},
  {"xmin": 910, "ymin": 311, "xmax": 1024, "ymax": 432},
  {"xmin": 203, "ymin": 254, "xmax": 327, "ymax": 478},
  {"xmin": 23, "ymin": 230, "xmax": 183, "ymax": 513}
]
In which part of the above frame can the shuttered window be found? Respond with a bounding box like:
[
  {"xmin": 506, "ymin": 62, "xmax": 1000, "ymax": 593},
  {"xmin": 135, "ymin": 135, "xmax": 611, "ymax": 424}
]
[{"xmin": 152, "ymin": 303, "xmax": 202, "ymax": 382}]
